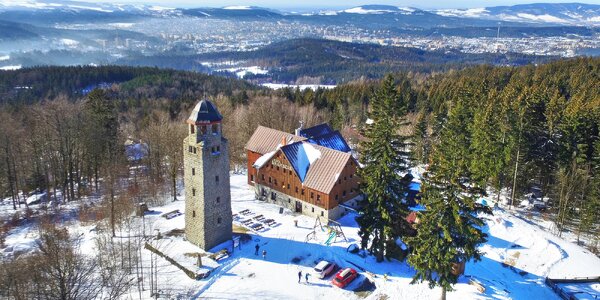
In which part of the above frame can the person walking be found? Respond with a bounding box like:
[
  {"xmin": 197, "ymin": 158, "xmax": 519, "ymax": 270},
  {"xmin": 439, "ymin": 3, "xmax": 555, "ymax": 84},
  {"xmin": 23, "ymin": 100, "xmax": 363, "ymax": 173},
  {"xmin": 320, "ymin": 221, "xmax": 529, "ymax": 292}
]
[
  {"xmin": 255, "ymin": 244, "xmax": 259, "ymax": 256},
  {"xmin": 298, "ymin": 271, "xmax": 302, "ymax": 283},
  {"xmin": 262, "ymin": 250, "xmax": 267, "ymax": 260},
  {"xmin": 305, "ymin": 272, "xmax": 310, "ymax": 284}
]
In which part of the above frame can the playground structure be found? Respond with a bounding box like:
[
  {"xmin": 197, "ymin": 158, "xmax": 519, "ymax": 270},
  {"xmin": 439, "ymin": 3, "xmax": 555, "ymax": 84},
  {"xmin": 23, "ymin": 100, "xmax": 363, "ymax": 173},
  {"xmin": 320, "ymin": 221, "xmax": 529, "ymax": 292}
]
[{"xmin": 305, "ymin": 217, "xmax": 348, "ymax": 245}]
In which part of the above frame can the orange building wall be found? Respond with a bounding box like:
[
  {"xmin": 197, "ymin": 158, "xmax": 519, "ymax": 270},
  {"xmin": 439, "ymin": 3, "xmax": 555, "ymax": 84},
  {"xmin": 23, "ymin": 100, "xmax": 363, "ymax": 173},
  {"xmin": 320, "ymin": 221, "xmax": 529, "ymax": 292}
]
[{"xmin": 247, "ymin": 149, "xmax": 359, "ymax": 210}]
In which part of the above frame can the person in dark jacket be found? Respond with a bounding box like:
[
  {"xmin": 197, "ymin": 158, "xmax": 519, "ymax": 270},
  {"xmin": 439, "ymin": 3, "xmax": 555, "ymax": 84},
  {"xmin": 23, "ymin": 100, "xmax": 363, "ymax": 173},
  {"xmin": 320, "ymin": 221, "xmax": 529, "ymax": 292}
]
[
  {"xmin": 305, "ymin": 272, "xmax": 310, "ymax": 284},
  {"xmin": 298, "ymin": 271, "xmax": 302, "ymax": 283},
  {"xmin": 262, "ymin": 250, "xmax": 267, "ymax": 259},
  {"xmin": 255, "ymin": 244, "xmax": 259, "ymax": 256}
]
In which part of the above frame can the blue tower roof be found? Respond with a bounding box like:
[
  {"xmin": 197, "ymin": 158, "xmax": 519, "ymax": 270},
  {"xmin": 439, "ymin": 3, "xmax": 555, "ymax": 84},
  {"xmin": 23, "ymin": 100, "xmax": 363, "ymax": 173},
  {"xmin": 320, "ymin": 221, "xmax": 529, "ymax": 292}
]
[{"xmin": 188, "ymin": 99, "xmax": 223, "ymax": 124}]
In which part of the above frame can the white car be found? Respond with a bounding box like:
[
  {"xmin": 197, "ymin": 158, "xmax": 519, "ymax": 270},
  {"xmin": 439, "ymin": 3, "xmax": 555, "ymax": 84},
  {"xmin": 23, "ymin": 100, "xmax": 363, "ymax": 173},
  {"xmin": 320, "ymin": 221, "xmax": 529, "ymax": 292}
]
[{"xmin": 314, "ymin": 260, "xmax": 336, "ymax": 279}]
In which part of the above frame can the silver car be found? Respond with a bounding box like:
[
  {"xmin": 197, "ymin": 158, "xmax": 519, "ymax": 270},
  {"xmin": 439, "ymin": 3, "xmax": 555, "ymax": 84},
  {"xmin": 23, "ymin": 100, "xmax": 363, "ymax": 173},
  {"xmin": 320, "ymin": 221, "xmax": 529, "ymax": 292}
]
[{"xmin": 314, "ymin": 260, "xmax": 336, "ymax": 279}]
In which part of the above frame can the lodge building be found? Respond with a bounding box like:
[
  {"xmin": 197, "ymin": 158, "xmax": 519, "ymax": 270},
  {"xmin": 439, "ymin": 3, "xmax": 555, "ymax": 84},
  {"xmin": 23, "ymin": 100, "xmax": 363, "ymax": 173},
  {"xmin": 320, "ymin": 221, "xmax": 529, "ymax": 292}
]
[{"xmin": 246, "ymin": 124, "xmax": 362, "ymax": 220}]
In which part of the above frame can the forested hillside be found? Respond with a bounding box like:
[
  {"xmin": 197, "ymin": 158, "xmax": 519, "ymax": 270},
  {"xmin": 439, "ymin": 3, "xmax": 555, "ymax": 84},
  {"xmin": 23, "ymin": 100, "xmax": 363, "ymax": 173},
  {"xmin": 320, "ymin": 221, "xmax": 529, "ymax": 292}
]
[
  {"xmin": 118, "ymin": 38, "xmax": 555, "ymax": 84},
  {"xmin": 0, "ymin": 57, "xmax": 598, "ymax": 250}
]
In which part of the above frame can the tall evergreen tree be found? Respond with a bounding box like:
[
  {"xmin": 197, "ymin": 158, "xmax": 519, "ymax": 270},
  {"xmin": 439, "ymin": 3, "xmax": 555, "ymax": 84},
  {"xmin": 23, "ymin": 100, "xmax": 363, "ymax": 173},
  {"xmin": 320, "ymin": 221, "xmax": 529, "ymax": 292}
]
[
  {"xmin": 407, "ymin": 98, "xmax": 487, "ymax": 300},
  {"xmin": 357, "ymin": 74, "xmax": 412, "ymax": 262}
]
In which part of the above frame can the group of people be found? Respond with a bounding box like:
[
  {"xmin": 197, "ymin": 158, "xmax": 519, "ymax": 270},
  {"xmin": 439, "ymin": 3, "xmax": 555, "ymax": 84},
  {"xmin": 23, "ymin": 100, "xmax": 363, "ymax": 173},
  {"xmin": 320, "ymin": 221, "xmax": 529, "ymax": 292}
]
[
  {"xmin": 298, "ymin": 271, "xmax": 311, "ymax": 284},
  {"xmin": 254, "ymin": 243, "xmax": 312, "ymax": 284}
]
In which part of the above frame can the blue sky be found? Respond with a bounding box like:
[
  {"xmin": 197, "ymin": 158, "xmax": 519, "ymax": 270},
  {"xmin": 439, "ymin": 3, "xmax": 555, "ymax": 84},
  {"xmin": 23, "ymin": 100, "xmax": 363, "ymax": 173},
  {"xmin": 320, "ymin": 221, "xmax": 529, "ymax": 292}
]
[{"xmin": 95, "ymin": 1, "xmax": 600, "ymax": 10}]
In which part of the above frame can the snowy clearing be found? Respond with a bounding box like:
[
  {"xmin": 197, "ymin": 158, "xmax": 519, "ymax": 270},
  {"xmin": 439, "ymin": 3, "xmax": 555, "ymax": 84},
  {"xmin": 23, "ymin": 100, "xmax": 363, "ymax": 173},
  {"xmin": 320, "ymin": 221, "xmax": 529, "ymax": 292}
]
[{"xmin": 2, "ymin": 173, "xmax": 599, "ymax": 299}]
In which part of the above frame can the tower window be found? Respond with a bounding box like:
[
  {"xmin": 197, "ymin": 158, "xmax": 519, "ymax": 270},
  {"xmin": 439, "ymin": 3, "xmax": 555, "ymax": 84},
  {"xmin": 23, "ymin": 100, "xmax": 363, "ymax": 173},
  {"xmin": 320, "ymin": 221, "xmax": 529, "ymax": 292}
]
[
  {"xmin": 215, "ymin": 175, "xmax": 219, "ymax": 183},
  {"xmin": 217, "ymin": 146, "xmax": 220, "ymax": 152},
  {"xmin": 192, "ymin": 188, "xmax": 196, "ymax": 196},
  {"xmin": 193, "ymin": 147, "xmax": 197, "ymax": 154},
  {"xmin": 212, "ymin": 124, "xmax": 219, "ymax": 135},
  {"xmin": 251, "ymin": 175, "xmax": 255, "ymax": 182},
  {"xmin": 200, "ymin": 126, "xmax": 207, "ymax": 134},
  {"xmin": 188, "ymin": 146, "xmax": 193, "ymax": 153},
  {"xmin": 192, "ymin": 168, "xmax": 195, "ymax": 175},
  {"xmin": 321, "ymin": 211, "xmax": 324, "ymax": 217},
  {"xmin": 192, "ymin": 210, "xmax": 196, "ymax": 217},
  {"xmin": 190, "ymin": 125, "xmax": 195, "ymax": 134},
  {"xmin": 312, "ymin": 207, "xmax": 314, "ymax": 213},
  {"xmin": 216, "ymin": 197, "xmax": 220, "ymax": 203},
  {"xmin": 217, "ymin": 217, "xmax": 221, "ymax": 224}
]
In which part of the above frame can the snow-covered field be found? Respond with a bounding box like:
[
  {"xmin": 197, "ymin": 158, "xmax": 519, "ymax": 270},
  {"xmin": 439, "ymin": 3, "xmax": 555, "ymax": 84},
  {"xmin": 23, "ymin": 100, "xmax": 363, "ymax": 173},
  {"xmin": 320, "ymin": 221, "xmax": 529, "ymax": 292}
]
[
  {"xmin": 2, "ymin": 173, "xmax": 599, "ymax": 299},
  {"xmin": 261, "ymin": 83, "xmax": 337, "ymax": 91}
]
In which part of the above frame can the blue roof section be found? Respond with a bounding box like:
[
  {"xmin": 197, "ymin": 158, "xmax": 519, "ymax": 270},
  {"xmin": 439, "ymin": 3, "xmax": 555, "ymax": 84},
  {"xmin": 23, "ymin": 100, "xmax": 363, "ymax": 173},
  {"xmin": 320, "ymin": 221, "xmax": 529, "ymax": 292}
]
[
  {"xmin": 409, "ymin": 181, "xmax": 421, "ymax": 191},
  {"xmin": 298, "ymin": 124, "xmax": 333, "ymax": 139},
  {"xmin": 307, "ymin": 131, "xmax": 351, "ymax": 153},
  {"xmin": 281, "ymin": 142, "xmax": 310, "ymax": 183}
]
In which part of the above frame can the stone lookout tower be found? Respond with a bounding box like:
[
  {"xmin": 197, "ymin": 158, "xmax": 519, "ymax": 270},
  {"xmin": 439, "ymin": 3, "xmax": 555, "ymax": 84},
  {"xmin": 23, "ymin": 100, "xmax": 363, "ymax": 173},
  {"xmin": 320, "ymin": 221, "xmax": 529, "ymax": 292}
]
[{"xmin": 184, "ymin": 99, "xmax": 232, "ymax": 251}]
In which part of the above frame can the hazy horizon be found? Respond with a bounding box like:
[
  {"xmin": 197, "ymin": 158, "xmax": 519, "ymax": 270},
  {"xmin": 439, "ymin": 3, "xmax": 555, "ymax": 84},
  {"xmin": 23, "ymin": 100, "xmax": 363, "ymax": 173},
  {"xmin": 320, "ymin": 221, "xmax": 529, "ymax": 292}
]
[{"xmin": 88, "ymin": 0, "xmax": 600, "ymax": 10}]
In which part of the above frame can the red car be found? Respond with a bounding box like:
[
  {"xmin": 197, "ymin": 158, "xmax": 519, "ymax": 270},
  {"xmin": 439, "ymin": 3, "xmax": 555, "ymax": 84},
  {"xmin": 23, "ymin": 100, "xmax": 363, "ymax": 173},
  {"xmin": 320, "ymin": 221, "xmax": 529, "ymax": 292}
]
[{"xmin": 331, "ymin": 267, "xmax": 358, "ymax": 288}]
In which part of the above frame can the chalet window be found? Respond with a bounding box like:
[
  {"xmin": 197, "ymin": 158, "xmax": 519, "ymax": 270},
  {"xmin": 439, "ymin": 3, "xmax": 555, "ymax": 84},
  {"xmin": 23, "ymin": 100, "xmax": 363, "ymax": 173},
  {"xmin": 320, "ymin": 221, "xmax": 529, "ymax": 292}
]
[
  {"xmin": 261, "ymin": 174, "xmax": 265, "ymax": 181},
  {"xmin": 215, "ymin": 175, "xmax": 219, "ymax": 183},
  {"xmin": 343, "ymin": 190, "xmax": 346, "ymax": 196},
  {"xmin": 289, "ymin": 170, "xmax": 292, "ymax": 175},
  {"xmin": 350, "ymin": 174, "xmax": 353, "ymax": 179},
  {"xmin": 295, "ymin": 187, "xmax": 299, "ymax": 193},
  {"xmin": 287, "ymin": 184, "xmax": 290, "ymax": 189},
  {"xmin": 276, "ymin": 166, "xmax": 279, "ymax": 171},
  {"xmin": 217, "ymin": 217, "xmax": 222, "ymax": 224},
  {"xmin": 251, "ymin": 175, "xmax": 255, "ymax": 182},
  {"xmin": 217, "ymin": 197, "xmax": 220, "ymax": 203},
  {"xmin": 193, "ymin": 210, "xmax": 196, "ymax": 217},
  {"xmin": 301, "ymin": 189, "xmax": 305, "ymax": 195},
  {"xmin": 310, "ymin": 192, "xmax": 314, "ymax": 199},
  {"xmin": 274, "ymin": 179, "xmax": 278, "ymax": 186},
  {"xmin": 192, "ymin": 168, "xmax": 195, "ymax": 175},
  {"xmin": 269, "ymin": 177, "xmax": 272, "ymax": 183},
  {"xmin": 338, "ymin": 179, "xmax": 341, "ymax": 184},
  {"xmin": 335, "ymin": 194, "xmax": 339, "ymax": 200},
  {"xmin": 190, "ymin": 124, "xmax": 195, "ymax": 134},
  {"xmin": 271, "ymin": 164, "xmax": 273, "ymax": 169},
  {"xmin": 344, "ymin": 176, "xmax": 347, "ymax": 181},
  {"xmin": 192, "ymin": 188, "xmax": 196, "ymax": 196},
  {"xmin": 316, "ymin": 195, "xmax": 321, "ymax": 202}
]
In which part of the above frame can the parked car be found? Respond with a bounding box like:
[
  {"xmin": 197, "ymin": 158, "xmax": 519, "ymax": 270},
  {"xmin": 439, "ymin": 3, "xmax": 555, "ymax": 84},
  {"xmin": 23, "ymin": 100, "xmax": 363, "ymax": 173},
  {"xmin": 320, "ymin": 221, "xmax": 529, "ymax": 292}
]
[
  {"xmin": 314, "ymin": 260, "xmax": 336, "ymax": 278},
  {"xmin": 332, "ymin": 267, "xmax": 358, "ymax": 288}
]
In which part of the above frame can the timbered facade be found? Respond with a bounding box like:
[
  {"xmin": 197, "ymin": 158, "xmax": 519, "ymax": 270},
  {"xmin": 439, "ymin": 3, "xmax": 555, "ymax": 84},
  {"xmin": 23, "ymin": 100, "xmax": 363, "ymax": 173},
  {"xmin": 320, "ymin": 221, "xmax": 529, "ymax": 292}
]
[{"xmin": 246, "ymin": 124, "xmax": 361, "ymax": 220}]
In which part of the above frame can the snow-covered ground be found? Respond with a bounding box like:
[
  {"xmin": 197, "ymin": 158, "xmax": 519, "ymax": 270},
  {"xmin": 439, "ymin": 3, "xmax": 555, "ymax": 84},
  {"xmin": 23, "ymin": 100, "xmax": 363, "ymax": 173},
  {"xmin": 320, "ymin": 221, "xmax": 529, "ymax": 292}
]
[
  {"xmin": 2, "ymin": 173, "xmax": 599, "ymax": 299},
  {"xmin": 261, "ymin": 83, "xmax": 337, "ymax": 91}
]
